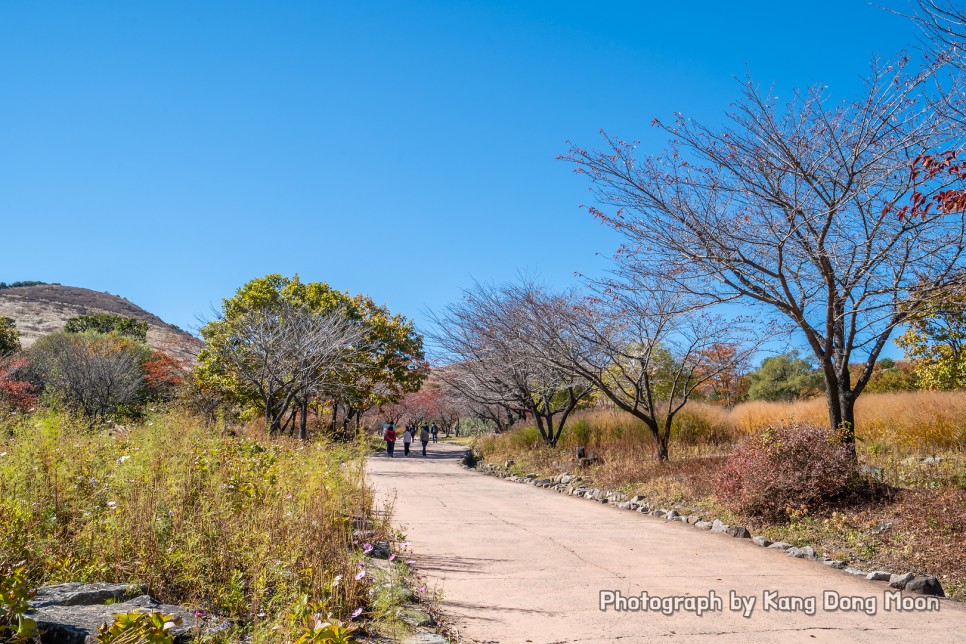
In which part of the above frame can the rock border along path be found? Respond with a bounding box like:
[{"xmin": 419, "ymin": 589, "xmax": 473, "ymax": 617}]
[
  {"xmin": 474, "ymin": 461, "xmax": 948, "ymax": 599},
  {"xmin": 366, "ymin": 442, "xmax": 966, "ymax": 643}
]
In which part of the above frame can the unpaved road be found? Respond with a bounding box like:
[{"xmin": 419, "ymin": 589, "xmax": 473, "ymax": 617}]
[{"xmin": 367, "ymin": 442, "xmax": 966, "ymax": 643}]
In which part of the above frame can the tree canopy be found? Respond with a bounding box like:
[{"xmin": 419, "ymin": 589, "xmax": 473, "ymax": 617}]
[
  {"xmin": 196, "ymin": 274, "xmax": 426, "ymax": 436},
  {"xmin": 65, "ymin": 314, "xmax": 149, "ymax": 342},
  {"xmin": 0, "ymin": 318, "xmax": 20, "ymax": 357}
]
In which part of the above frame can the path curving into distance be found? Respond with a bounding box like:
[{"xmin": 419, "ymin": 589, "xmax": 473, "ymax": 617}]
[{"xmin": 366, "ymin": 441, "xmax": 966, "ymax": 643}]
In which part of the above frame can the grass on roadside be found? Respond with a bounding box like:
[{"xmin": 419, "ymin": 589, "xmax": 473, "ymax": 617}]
[{"xmin": 0, "ymin": 409, "xmax": 389, "ymax": 642}]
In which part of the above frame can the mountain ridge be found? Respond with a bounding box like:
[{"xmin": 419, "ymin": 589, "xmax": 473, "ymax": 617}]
[{"xmin": 0, "ymin": 284, "xmax": 202, "ymax": 365}]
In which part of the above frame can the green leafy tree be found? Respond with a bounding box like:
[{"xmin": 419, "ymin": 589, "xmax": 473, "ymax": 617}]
[
  {"xmin": 65, "ymin": 313, "xmax": 148, "ymax": 341},
  {"xmin": 747, "ymin": 351, "xmax": 825, "ymax": 401},
  {"xmin": 854, "ymin": 359, "xmax": 917, "ymax": 393},
  {"xmin": 197, "ymin": 275, "xmax": 426, "ymax": 436},
  {"xmin": 0, "ymin": 280, "xmax": 54, "ymax": 289},
  {"xmin": 0, "ymin": 317, "xmax": 20, "ymax": 357},
  {"xmin": 896, "ymin": 285, "xmax": 966, "ymax": 389}
]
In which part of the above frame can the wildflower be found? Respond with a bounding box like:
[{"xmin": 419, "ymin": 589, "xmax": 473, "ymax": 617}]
[
  {"xmin": 417, "ymin": 586, "xmax": 425, "ymax": 592},
  {"xmin": 362, "ymin": 543, "xmax": 373, "ymax": 554},
  {"xmin": 107, "ymin": 501, "xmax": 117, "ymax": 508},
  {"xmin": 351, "ymin": 607, "xmax": 363, "ymax": 619},
  {"xmin": 0, "ymin": 452, "xmax": 6, "ymax": 458},
  {"xmin": 117, "ymin": 455, "xmax": 130, "ymax": 464},
  {"xmin": 388, "ymin": 553, "xmax": 396, "ymax": 562},
  {"xmin": 354, "ymin": 569, "xmax": 366, "ymax": 581}
]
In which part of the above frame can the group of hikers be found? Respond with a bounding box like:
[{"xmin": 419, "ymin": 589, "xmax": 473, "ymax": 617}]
[{"xmin": 381, "ymin": 421, "xmax": 440, "ymax": 457}]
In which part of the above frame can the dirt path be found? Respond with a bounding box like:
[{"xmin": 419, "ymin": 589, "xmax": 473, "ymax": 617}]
[{"xmin": 366, "ymin": 442, "xmax": 966, "ymax": 643}]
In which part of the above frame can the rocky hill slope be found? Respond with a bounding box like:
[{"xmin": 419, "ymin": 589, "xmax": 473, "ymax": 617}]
[{"xmin": 0, "ymin": 284, "xmax": 202, "ymax": 364}]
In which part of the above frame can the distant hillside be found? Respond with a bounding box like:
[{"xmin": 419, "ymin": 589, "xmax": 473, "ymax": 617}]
[{"xmin": 0, "ymin": 284, "xmax": 203, "ymax": 364}]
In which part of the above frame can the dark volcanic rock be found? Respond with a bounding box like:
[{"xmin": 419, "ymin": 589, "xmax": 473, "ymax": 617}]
[{"xmin": 27, "ymin": 583, "xmax": 216, "ymax": 643}]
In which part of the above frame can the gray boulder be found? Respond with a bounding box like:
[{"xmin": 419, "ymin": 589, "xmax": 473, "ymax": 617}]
[
  {"xmin": 404, "ymin": 635, "xmax": 448, "ymax": 644},
  {"xmin": 751, "ymin": 536, "xmax": 772, "ymax": 547},
  {"xmin": 694, "ymin": 521, "xmax": 713, "ymax": 530},
  {"xmin": 766, "ymin": 542, "xmax": 792, "ymax": 550},
  {"xmin": 867, "ymin": 571, "xmax": 892, "ymax": 582},
  {"xmin": 889, "ymin": 573, "xmax": 915, "ymax": 589},
  {"xmin": 726, "ymin": 526, "xmax": 751, "ymax": 539},
  {"xmin": 710, "ymin": 519, "xmax": 729, "ymax": 534},
  {"xmin": 27, "ymin": 583, "xmax": 215, "ymax": 643},
  {"xmin": 904, "ymin": 576, "xmax": 945, "ymax": 597},
  {"xmin": 665, "ymin": 510, "xmax": 679, "ymax": 520},
  {"xmin": 29, "ymin": 583, "xmax": 145, "ymax": 609},
  {"xmin": 786, "ymin": 546, "xmax": 816, "ymax": 559}
]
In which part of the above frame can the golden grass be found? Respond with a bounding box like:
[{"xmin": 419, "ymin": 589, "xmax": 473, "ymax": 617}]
[
  {"xmin": 733, "ymin": 390, "xmax": 966, "ymax": 452},
  {"xmin": 0, "ymin": 409, "xmax": 385, "ymax": 642}
]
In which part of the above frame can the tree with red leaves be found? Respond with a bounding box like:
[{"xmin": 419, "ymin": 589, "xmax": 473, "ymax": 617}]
[
  {"xmin": 0, "ymin": 356, "xmax": 36, "ymax": 412},
  {"xmin": 142, "ymin": 350, "xmax": 187, "ymax": 401}
]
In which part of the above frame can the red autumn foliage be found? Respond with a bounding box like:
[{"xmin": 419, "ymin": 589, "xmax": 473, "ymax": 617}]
[
  {"xmin": 0, "ymin": 356, "xmax": 36, "ymax": 411},
  {"xmin": 894, "ymin": 150, "xmax": 966, "ymax": 220},
  {"xmin": 142, "ymin": 350, "xmax": 187, "ymax": 399},
  {"xmin": 717, "ymin": 425, "xmax": 856, "ymax": 522}
]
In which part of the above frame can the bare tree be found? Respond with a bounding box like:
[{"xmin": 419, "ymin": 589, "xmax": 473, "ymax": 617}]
[
  {"xmin": 429, "ymin": 281, "xmax": 593, "ymax": 447},
  {"xmin": 563, "ymin": 61, "xmax": 966, "ymax": 454},
  {"xmin": 911, "ymin": 1, "xmax": 966, "ymax": 65},
  {"xmin": 520, "ymin": 276, "xmax": 759, "ymax": 461},
  {"xmin": 31, "ymin": 332, "xmax": 143, "ymax": 420},
  {"xmin": 215, "ymin": 302, "xmax": 365, "ymax": 435}
]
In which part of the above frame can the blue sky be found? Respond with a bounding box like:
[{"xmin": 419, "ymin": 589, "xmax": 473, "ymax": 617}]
[{"xmin": 0, "ymin": 1, "xmax": 918, "ymax": 351}]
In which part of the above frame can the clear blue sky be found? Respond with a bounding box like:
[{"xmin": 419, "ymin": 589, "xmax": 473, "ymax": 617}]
[{"xmin": 0, "ymin": 0, "xmax": 918, "ymax": 346}]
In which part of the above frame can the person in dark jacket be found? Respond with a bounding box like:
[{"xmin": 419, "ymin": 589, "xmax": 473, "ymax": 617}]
[{"xmin": 420, "ymin": 424, "xmax": 430, "ymax": 456}]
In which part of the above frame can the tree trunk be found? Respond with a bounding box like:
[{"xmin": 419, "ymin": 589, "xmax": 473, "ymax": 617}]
[
  {"xmin": 828, "ymin": 386, "xmax": 857, "ymax": 459},
  {"xmin": 298, "ymin": 401, "xmax": 308, "ymax": 440},
  {"xmin": 656, "ymin": 435, "xmax": 669, "ymax": 462}
]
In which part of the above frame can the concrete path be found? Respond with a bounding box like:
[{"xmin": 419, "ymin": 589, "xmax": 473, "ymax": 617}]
[{"xmin": 366, "ymin": 442, "xmax": 966, "ymax": 643}]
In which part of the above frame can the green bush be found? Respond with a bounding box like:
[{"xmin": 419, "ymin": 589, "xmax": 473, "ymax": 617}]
[
  {"xmin": 0, "ymin": 564, "xmax": 39, "ymax": 643},
  {"xmin": 95, "ymin": 610, "xmax": 179, "ymax": 643},
  {"xmin": 65, "ymin": 314, "xmax": 148, "ymax": 342}
]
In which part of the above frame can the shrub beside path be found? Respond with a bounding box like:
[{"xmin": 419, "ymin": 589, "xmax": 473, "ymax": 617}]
[{"xmin": 366, "ymin": 442, "xmax": 966, "ymax": 643}]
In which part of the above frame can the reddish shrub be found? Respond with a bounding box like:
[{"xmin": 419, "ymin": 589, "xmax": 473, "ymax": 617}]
[
  {"xmin": 717, "ymin": 424, "xmax": 855, "ymax": 521},
  {"xmin": 0, "ymin": 356, "xmax": 36, "ymax": 411},
  {"xmin": 142, "ymin": 350, "xmax": 186, "ymax": 400}
]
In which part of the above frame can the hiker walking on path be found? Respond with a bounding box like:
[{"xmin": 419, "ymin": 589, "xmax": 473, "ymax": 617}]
[
  {"xmin": 403, "ymin": 424, "xmax": 414, "ymax": 456},
  {"xmin": 420, "ymin": 424, "xmax": 430, "ymax": 456},
  {"xmin": 382, "ymin": 423, "xmax": 396, "ymax": 458},
  {"xmin": 430, "ymin": 423, "xmax": 439, "ymax": 443}
]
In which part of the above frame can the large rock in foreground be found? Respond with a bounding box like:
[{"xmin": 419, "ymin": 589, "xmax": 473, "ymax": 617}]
[{"xmin": 27, "ymin": 582, "xmax": 212, "ymax": 643}]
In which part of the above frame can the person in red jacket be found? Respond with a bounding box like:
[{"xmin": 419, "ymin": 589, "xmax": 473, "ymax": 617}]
[{"xmin": 383, "ymin": 423, "xmax": 397, "ymax": 457}]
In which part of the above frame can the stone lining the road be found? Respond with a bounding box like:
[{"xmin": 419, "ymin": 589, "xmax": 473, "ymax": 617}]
[{"xmin": 466, "ymin": 455, "xmax": 947, "ymax": 599}]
